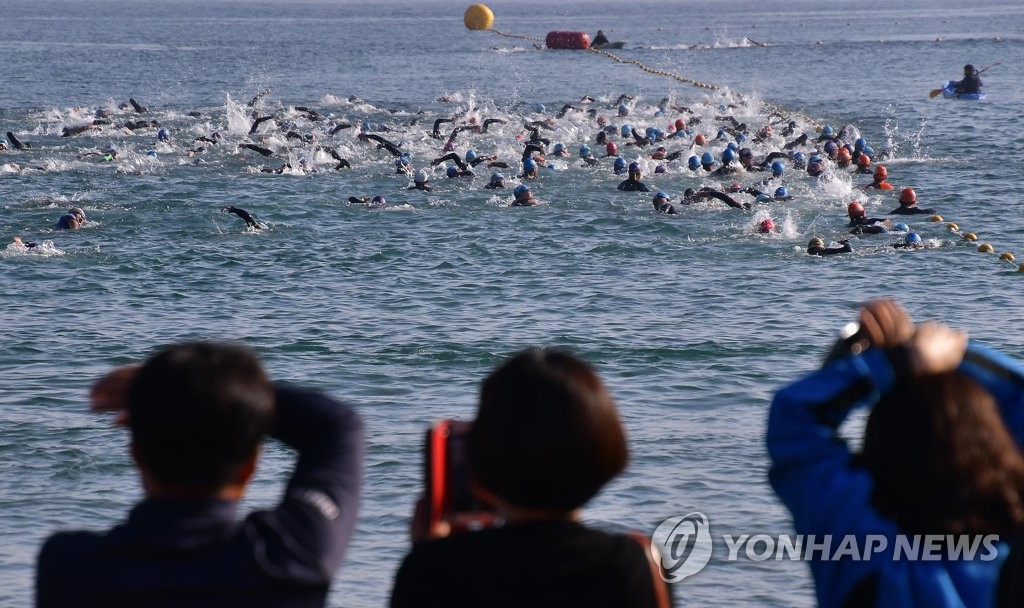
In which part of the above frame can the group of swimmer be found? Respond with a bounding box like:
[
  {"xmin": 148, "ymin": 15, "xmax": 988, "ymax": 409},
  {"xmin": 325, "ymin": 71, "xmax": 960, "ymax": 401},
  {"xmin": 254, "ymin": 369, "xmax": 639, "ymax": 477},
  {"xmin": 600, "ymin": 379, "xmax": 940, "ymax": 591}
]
[{"xmin": 2, "ymin": 69, "xmax": 981, "ymax": 256}]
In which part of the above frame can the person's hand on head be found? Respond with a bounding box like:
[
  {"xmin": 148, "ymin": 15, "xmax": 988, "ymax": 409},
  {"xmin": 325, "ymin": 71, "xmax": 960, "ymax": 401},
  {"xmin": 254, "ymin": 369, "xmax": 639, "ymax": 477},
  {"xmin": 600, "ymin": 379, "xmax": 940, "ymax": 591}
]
[
  {"xmin": 906, "ymin": 321, "xmax": 968, "ymax": 376},
  {"xmin": 858, "ymin": 299, "xmax": 915, "ymax": 350}
]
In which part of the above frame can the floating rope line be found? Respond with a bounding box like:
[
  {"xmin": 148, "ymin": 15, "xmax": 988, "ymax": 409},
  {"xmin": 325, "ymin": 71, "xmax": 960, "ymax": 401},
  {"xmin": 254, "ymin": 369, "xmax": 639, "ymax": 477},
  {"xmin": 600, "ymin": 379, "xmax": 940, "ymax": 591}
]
[{"xmin": 489, "ymin": 28, "xmax": 544, "ymax": 44}]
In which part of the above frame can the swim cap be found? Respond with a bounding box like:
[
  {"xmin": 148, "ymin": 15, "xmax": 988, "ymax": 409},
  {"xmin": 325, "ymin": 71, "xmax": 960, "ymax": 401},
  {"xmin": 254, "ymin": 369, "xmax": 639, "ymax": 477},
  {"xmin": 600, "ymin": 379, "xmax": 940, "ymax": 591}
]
[
  {"xmin": 466, "ymin": 149, "xmax": 477, "ymax": 162},
  {"xmin": 894, "ymin": 223, "xmax": 910, "ymax": 232},
  {"xmin": 621, "ymin": 125, "xmax": 631, "ymax": 137},
  {"xmin": 700, "ymin": 151, "xmax": 714, "ymax": 166},
  {"xmin": 807, "ymin": 159, "xmax": 825, "ymax": 176},
  {"xmin": 446, "ymin": 166, "xmax": 459, "ymax": 178},
  {"xmin": 771, "ymin": 161, "xmax": 785, "ymax": 177},
  {"xmin": 824, "ymin": 141, "xmax": 838, "ymax": 154},
  {"xmin": 837, "ymin": 148, "xmax": 851, "ymax": 161},
  {"xmin": 759, "ymin": 218, "xmax": 775, "ymax": 233},
  {"xmin": 857, "ymin": 154, "xmax": 871, "ymax": 168},
  {"xmin": 675, "ymin": 118, "xmax": 686, "ymax": 131},
  {"xmin": 855, "ymin": 138, "xmax": 866, "ymax": 151},
  {"xmin": 523, "ymin": 158, "xmax": 537, "ymax": 171},
  {"xmin": 739, "ymin": 148, "xmax": 753, "ymax": 159},
  {"xmin": 103, "ymin": 143, "xmax": 117, "ymax": 153},
  {"xmin": 606, "ymin": 142, "xmax": 618, "ymax": 156},
  {"xmin": 735, "ymin": 133, "xmax": 747, "ymax": 144},
  {"xmin": 694, "ymin": 133, "xmax": 707, "ymax": 145},
  {"xmin": 862, "ymin": 145, "xmax": 875, "ymax": 157},
  {"xmin": 146, "ymin": 150, "xmax": 158, "ymax": 158},
  {"xmin": 535, "ymin": 103, "xmax": 546, "ymax": 114},
  {"xmin": 371, "ymin": 195, "xmax": 386, "ymax": 205},
  {"xmin": 414, "ymin": 169, "xmax": 428, "ymax": 183},
  {"xmin": 618, "ymin": 104, "xmax": 629, "ymax": 116},
  {"xmin": 687, "ymin": 155, "xmax": 701, "ymax": 170},
  {"xmin": 157, "ymin": 128, "xmax": 169, "ymax": 141},
  {"xmin": 727, "ymin": 142, "xmax": 738, "ymax": 152},
  {"xmin": 653, "ymin": 191, "xmax": 669, "ymax": 202},
  {"xmin": 905, "ymin": 232, "xmax": 922, "ymax": 244},
  {"xmin": 361, "ymin": 120, "xmax": 371, "ymax": 132},
  {"xmin": 614, "ymin": 157, "xmax": 627, "ymax": 173},
  {"xmin": 899, "ymin": 187, "xmax": 917, "ymax": 205},
  {"xmin": 822, "ymin": 124, "xmax": 834, "ymax": 137},
  {"xmin": 774, "ymin": 186, "xmax": 789, "ymax": 198},
  {"xmin": 717, "ymin": 128, "xmax": 727, "ymax": 140},
  {"xmin": 808, "ymin": 237, "xmax": 825, "ymax": 249},
  {"xmin": 514, "ymin": 184, "xmax": 530, "ymax": 197},
  {"xmin": 722, "ymin": 148, "xmax": 736, "ymax": 163},
  {"xmin": 758, "ymin": 125, "xmax": 773, "ymax": 138},
  {"xmin": 579, "ymin": 144, "xmax": 592, "ymax": 157},
  {"xmin": 628, "ymin": 161, "xmax": 641, "ymax": 174},
  {"xmin": 597, "ymin": 115, "xmax": 607, "ymax": 126},
  {"xmin": 873, "ymin": 165, "xmax": 887, "ymax": 179},
  {"xmin": 792, "ymin": 152, "xmax": 806, "ymax": 163},
  {"xmin": 847, "ymin": 201, "xmax": 865, "ymax": 218},
  {"xmin": 646, "ymin": 127, "xmax": 658, "ymax": 139},
  {"xmin": 71, "ymin": 207, "xmax": 86, "ymax": 220},
  {"xmin": 551, "ymin": 143, "xmax": 564, "ymax": 155},
  {"xmin": 490, "ymin": 172, "xmax": 504, "ymax": 183},
  {"xmin": 396, "ymin": 156, "xmax": 411, "ymax": 168},
  {"xmin": 654, "ymin": 164, "xmax": 666, "ymax": 173}
]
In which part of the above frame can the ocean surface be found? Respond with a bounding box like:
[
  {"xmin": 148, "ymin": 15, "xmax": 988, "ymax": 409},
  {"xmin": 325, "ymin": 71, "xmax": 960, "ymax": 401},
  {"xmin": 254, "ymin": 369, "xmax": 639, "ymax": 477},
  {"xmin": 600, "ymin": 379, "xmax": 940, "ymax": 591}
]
[{"xmin": 2, "ymin": 0, "xmax": 1023, "ymax": 605}]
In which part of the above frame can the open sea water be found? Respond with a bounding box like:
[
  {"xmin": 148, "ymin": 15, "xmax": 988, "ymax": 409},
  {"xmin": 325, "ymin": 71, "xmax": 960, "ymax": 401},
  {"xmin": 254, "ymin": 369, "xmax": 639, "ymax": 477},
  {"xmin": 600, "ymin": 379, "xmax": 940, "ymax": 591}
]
[{"xmin": 2, "ymin": 0, "xmax": 1023, "ymax": 605}]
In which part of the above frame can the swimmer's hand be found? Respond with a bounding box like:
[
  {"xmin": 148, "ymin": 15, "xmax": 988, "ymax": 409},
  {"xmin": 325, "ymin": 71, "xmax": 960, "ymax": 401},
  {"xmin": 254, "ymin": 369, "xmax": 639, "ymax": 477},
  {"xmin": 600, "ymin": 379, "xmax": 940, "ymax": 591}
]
[{"xmin": 89, "ymin": 365, "xmax": 139, "ymax": 425}]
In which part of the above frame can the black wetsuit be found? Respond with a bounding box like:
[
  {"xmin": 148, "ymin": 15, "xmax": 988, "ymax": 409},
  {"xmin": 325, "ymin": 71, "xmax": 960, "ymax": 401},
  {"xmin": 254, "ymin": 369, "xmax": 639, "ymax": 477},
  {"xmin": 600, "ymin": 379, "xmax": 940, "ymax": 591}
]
[
  {"xmin": 808, "ymin": 242, "xmax": 853, "ymax": 256},
  {"xmin": 889, "ymin": 205, "xmax": 936, "ymax": 216},
  {"xmin": 616, "ymin": 178, "xmax": 650, "ymax": 192},
  {"xmin": 224, "ymin": 206, "xmax": 260, "ymax": 229},
  {"xmin": 37, "ymin": 387, "xmax": 364, "ymax": 608}
]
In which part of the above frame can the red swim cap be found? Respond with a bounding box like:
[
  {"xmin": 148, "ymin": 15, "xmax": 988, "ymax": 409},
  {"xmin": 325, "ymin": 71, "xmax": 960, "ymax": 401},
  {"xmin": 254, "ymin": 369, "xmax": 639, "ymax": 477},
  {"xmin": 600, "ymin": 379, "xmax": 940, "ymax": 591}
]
[
  {"xmin": 694, "ymin": 133, "xmax": 707, "ymax": 145},
  {"xmin": 857, "ymin": 154, "xmax": 871, "ymax": 167},
  {"xmin": 899, "ymin": 187, "xmax": 917, "ymax": 205},
  {"xmin": 606, "ymin": 142, "xmax": 618, "ymax": 155},
  {"xmin": 759, "ymin": 218, "xmax": 775, "ymax": 233},
  {"xmin": 847, "ymin": 201, "xmax": 865, "ymax": 219},
  {"xmin": 873, "ymin": 165, "xmax": 887, "ymax": 179},
  {"xmin": 675, "ymin": 118, "xmax": 686, "ymax": 131}
]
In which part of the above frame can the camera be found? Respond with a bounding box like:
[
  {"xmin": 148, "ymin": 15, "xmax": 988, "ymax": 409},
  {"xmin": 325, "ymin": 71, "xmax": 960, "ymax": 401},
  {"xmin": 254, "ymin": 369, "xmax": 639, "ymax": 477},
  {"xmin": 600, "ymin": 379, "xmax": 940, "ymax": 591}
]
[{"xmin": 421, "ymin": 419, "xmax": 496, "ymax": 534}]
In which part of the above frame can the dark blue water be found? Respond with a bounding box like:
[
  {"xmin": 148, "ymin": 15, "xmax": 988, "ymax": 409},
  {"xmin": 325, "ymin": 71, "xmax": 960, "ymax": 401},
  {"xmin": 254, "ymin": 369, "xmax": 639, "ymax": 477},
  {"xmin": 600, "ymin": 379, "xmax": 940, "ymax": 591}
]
[{"xmin": 2, "ymin": 0, "xmax": 1023, "ymax": 605}]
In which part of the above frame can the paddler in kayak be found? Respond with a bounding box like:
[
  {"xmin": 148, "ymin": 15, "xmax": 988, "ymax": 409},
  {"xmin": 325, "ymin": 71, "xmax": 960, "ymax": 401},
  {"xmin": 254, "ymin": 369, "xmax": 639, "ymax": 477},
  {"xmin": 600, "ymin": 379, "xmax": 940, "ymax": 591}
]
[
  {"xmin": 953, "ymin": 64, "xmax": 983, "ymax": 95},
  {"xmin": 592, "ymin": 30, "xmax": 610, "ymax": 46}
]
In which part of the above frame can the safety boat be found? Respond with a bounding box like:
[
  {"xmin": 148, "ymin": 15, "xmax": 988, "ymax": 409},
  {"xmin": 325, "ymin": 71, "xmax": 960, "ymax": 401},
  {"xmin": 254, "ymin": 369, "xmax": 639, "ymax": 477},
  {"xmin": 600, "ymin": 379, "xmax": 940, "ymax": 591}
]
[
  {"xmin": 592, "ymin": 41, "xmax": 626, "ymax": 50},
  {"xmin": 941, "ymin": 80, "xmax": 986, "ymax": 100}
]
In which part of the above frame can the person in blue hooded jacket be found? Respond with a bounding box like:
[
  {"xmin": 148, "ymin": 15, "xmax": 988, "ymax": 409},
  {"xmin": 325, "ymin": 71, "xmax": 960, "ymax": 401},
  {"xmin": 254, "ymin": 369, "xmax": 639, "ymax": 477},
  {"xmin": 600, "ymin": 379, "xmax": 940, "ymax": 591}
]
[{"xmin": 768, "ymin": 298, "xmax": 1024, "ymax": 608}]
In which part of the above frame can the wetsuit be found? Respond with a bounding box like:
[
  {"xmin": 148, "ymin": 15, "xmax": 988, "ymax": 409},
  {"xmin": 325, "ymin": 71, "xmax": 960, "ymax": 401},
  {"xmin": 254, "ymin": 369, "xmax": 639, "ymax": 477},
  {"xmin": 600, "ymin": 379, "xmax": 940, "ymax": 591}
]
[
  {"xmin": 848, "ymin": 217, "xmax": 889, "ymax": 235},
  {"xmin": 889, "ymin": 205, "xmax": 936, "ymax": 216},
  {"xmin": 55, "ymin": 214, "xmax": 78, "ymax": 230},
  {"xmin": 391, "ymin": 520, "xmax": 670, "ymax": 608},
  {"xmin": 37, "ymin": 386, "xmax": 364, "ymax": 608},
  {"xmin": 807, "ymin": 241, "xmax": 852, "ymax": 256},
  {"xmin": 616, "ymin": 178, "xmax": 650, "ymax": 192},
  {"xmin": 768, "ymin": 341, "xmax": 1024, "ymax": 608}
]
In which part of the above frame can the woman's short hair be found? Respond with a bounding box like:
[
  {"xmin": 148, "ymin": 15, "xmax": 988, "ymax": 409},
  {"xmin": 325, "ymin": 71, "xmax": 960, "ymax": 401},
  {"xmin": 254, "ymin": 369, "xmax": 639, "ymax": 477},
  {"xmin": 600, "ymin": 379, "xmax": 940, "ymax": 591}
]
[
  {"xmin": 862, "ymin": 371, "xmax": 1024, "ymax": 535},
  {"xmin": 467, "ymin": 348, "xmax": 628, "ymax": 511}
]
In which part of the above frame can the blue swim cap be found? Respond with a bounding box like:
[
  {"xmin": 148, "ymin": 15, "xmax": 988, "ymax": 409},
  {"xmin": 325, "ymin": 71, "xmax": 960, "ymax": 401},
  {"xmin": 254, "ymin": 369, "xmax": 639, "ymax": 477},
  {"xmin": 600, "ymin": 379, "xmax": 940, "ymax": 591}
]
[
  {"xmin": 621, "ymin": 125, "xmax": 631, "ymax": 137},
  {"xmin": 722, "ymin": 148, "xmax": 736, "ymax": 163},
  {"xmin": 727, "ymin": 142, "xmax": 738, "ymax": 152},
  {"xmin": 466, "ymin": 149, "xmax": 477, "ymax": 162},
  {"xmin": 654, "ymin": 191, "xmax": 669, "ymax": 201},
  {"xmin": 628, "ymin": 161, "xmax": 641, "ymax": 174},
  {"xmin": 396, "ymin": 157, "xmax": 410, "ymax": 168},
  {"xmin": 824, "ymin": 141, "xmax": 838, "ymax": 153},
  {"xmin": 157, "ymin": 128, "xmax": 169, "ymax": 141},
  {"xmin": 774, "ymin": 186, "xmax": 789, "ymax": 198},
  {"xmin": 618, "ymin": 104, "xmax": 629, "ymax": 116},
  {"xmin": 701, "ymin": 151, "xmax": 714, "ymax": 166},
  {"xmin": 771, "ymin": 161, "xmax": 785, "ymax": 176},
  {"xmin": 717, "ymin": 128, "xmax": 726, "ymax": 140},
  {"xmin": 809, "ymin": 155, "xmax": 822, "ymax": 164},
  {"xmin": 371, "ymin": 195, "xmax": 386, "ymax": 205},
  {"xmin": 414, "ymin": 169, "xmax": 428, "ymax": 183},
  {"xmin": 905, "ymin": 232, "xmax": 922, "ymax": 244},
  {"xmin": 613, "ymin": 157, "xmax": 627, "ymax": 173},
  {"xmin": 579, "ymin": 144, "xmax": 591, "ymax": 157},
  {"xmin": 446, "ymin": 166, "xmax": 459, "ymax": 178},
  {"xmin": 535, "ymin": 103, "xmax": 546, "ymax": 114},
  {"xmin": 735, "ymin": 133, "xmax": 747, "ymax": 144},
  {"xmin": 862, "ymin": 145, "xmax": 875, "ymax": 157},
  {"xmin": 523, "ymin": 158, "xmax": 537, "ymax": 171},
  {"xmin": 514, "ymin": 184, "xmax": 529, "ymax": 196},
  {"xmin": 688, "ymin": 155, "xmax": 701, "ymax": 170},
  {"xmin": 654, "ymin": 164, "xmax": 666, "ymax": 173},
  {"xmin": 146, "ymin": 150, "xmax": 158, "ymax": 158},
  {"xmin": 401, "ymin": 151, "xmax": 412, "ymax": 159},
  {"xmin": 792, "ymin": 152, "xmax": 806, "ymax": 162},
  {"xmin": 822, "ymin": 124, "xmax": 834, "ymax": 137},
  {"xmin": 490, "ymin": 171, "xmax": 504, "ymax": 182},
  {"xmin": 855, "ymin": 138, "xmax": 866, "ymax": 151},
  {"xmin": 361, "ymin": 120, "xmax": 371, "ymax": 132},
  {"xmin": 894, "ymin": 223, "xmax": 910, "ymax": 232},
  {"xmin": 646, "ymin": 127, "xmax": 658, "ymax": 139},
  {"xmin": 552, "ymin": 143, "xmax": 565, "ymax": 154},
  {"xmin": 739, "ymin": 148, "xmax": 753, "ymax": 159}
]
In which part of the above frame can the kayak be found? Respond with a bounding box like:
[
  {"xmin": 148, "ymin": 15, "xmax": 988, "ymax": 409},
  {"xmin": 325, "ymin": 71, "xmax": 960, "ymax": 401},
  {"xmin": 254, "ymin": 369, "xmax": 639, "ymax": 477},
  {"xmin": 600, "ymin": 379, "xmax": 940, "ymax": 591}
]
[
  {"xmin": 592, "ymin": 41, "xmax": 626, "ymax": 50},
  {"xmin": 942, "ymin": 80, "xmax": 986, "ymax": 100}
]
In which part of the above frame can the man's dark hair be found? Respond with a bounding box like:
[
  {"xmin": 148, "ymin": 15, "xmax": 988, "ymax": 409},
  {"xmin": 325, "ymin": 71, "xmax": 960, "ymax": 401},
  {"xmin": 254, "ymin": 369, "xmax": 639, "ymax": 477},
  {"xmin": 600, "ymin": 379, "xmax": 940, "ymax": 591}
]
[
  {"xmin": 128, "ymin": 342, "xmax": 275, "ymax": 489},
  {"xmin": 467, "ymin": 348, "xmax": 628, "ymax": 511}
]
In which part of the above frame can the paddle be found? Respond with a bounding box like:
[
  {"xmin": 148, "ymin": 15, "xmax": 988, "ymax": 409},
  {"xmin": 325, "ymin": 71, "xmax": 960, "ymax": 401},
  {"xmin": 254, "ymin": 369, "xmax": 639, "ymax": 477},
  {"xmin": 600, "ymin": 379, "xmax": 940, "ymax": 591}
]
[{"xmin": 930, "ymin": 63, "xmax": 1001, "ymax": 98}]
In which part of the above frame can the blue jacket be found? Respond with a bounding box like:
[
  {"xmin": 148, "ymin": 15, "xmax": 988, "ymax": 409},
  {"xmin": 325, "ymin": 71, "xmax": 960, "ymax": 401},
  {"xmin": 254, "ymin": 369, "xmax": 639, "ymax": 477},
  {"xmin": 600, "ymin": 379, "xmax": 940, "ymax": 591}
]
[{"xmin": 768, "ymin": 342, "xmax": 1024, "ymax": 608}]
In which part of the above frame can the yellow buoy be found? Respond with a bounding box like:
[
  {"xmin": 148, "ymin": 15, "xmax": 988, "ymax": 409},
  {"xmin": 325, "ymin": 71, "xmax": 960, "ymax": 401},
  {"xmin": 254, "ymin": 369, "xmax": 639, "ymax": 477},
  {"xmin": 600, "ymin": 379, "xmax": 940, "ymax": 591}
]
[
  {"xmin": 963, "ymin": 233, "xmax": 978, "ymax": 241},
  {"xmin": 1001, "ymin": 252, "xmax": 1016, "ymax": 262},
  {"xmin": 930, "ymin": 214, "xmax": 943, "ymax": 222},
  {"xmin": 979, "ymin": 243, "xmax": 994, "ymax": 253},
  {"xmin": 945, "ymin": 223, "xmax": 958, "ymax": 231},
  {"xmin": 464, "ymin": 4, "xmax": 494, "ymax": 30}
]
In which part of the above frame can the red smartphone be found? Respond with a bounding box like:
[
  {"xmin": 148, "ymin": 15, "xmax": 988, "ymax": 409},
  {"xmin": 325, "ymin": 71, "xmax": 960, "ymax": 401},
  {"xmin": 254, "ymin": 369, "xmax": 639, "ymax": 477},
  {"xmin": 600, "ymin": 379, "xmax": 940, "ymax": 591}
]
[{"xmin": 423, "ymin": 419, "xmax": 497, "ymax": 534}]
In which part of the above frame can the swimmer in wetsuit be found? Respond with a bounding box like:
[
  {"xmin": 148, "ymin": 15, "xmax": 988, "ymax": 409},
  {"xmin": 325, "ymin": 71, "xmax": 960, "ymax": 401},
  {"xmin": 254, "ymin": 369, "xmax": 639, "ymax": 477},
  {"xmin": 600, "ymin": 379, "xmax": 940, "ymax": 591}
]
[
  {"xmin": 652, "ymin": 192, "xmax": 677, "ymax": 215},
  {"xmin": 616, "ymin": 163, "xmax": 651, "ymax": 192},
  {"xmin": 846, "ymin": 201, "xmax": 891, "ymax": 234},
  {"xmin": 807, "ymin": 237, "xmax": 852, "ymax": 256},
  {"xmin": 892, "ymin": 232, "xmax": 927, "ymax": 249},
  {"xmin": 55, "ymin": 207, "xmax": 86, "ymax": 230},
  {"xmin": 889, "ymin": 188, "xmax": 936, "ymax": 215},
  {"xmin": 485, "ymin": 172, "xmax": 506, "ymax": 189},
  {"xmin": 864, "ymin": 165, "xmax": 894, "ymax": 190},
  {"xmin": 409, "ymin": 169, "xmax": 433, "ymax": 192},
  {"xmin": 222, "ymin": 206, "xmax": 261, "ymax": 229},
  {"xmin": 511, "ymin": 184, "xmax": 540, "ymax": 207}
]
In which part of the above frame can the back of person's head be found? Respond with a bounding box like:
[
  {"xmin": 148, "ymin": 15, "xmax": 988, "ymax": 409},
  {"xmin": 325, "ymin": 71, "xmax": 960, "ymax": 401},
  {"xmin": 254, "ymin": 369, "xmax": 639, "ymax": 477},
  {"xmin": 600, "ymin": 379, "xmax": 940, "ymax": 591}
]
[
  {"xmin": 467, "ymin": 348, "xmax": 628, "ymax": 512},
  {"xmin": 861, "ymin": 372, "xmax": 1024, "ymax": 535},
  {"xmin": 128, "ymin": 342, "xmax": 275, "ymax": 490}
]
